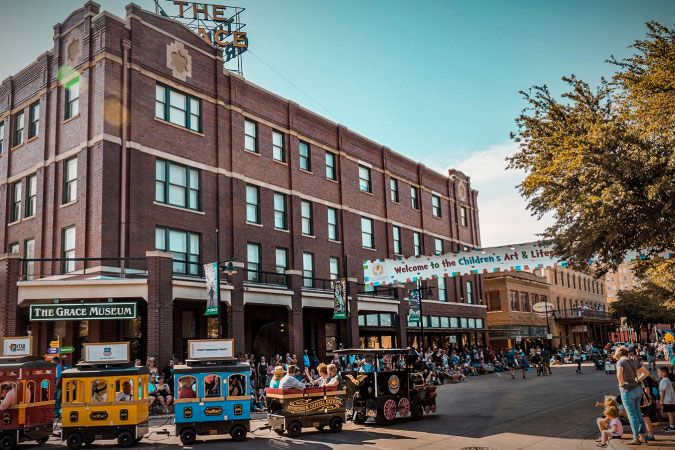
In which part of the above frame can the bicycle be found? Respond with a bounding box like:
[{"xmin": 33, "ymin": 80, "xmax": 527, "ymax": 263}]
[{"xmin": 536, "ymin": 362, "xmax": 547, "ymax": 376}]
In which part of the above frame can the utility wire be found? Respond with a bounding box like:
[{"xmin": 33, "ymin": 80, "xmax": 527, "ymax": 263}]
[{"xmin": 245, "ymin": 49, "xmax": 344, "ymax": 125}]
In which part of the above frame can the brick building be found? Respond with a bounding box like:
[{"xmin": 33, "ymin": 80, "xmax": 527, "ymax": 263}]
[{"xmin": 0, "ymin": 2, "xmax": 486, "ymax": 366}]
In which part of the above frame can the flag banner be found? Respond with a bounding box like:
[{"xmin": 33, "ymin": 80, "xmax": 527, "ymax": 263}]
[
  {"xmin": 204, "ymin": 262, "xmax": 219, "ymax": 315},
  {"xmin": 331, "ymin": 279, "xmax": 347, "ymax": 319},
  {"xmin": 364, "ymin": 241, "xmax": 561, "ymax": 287},
  {"xmin": 407, "ymin": 289, "xmax": 420, "ymax": 323},
  {"xmin": 363, "ymin": 241, "xmax": 673, "ymax": 287}
]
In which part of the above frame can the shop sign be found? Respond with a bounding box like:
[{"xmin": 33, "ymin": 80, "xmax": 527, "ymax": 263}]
[
  {"xmin": 546, "ymin": 334, "xmax": 553, "ymax": 340},
  {"xmin": 83, "ymin": 342, "xmax": 130, "ymax": 363},
  {"xmin": 449, "ymin": 336, "xmax": 457, "ymax": 344},
  {"xmin": 204, "ymin": 262, "xmax": 219, "ymax": 316},
  {"xmin": 188, "ymin": 339, "xmax": 233, "ymax": 360},
  {"xmin": 1, "ymin": 336, "xmax": 33, "ymax": 357},
  {"xmin": 532, "ymin": 302, "xmax": 554, "ymax": 313},
  {"xmin": 30, "ymin": 303, "xmax": 137, "ymax": 321},
  {"xmin": 331, "ymin": 279, "xmax": 347, "ymax": 319}
]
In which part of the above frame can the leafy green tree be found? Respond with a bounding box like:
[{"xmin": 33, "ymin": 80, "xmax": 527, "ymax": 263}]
[
  {"xmin": 610, "ymin": 283, "xmax": 675, "ymax": 342},
  {"xmin": 508, "ymin": 22, "xmax": 675, "ymax": 276}
]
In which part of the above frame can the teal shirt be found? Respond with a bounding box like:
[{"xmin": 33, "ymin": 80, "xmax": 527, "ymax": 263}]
[{"xmin": 269, "ymin": 378, "xmax": 281, "ymax": 388}]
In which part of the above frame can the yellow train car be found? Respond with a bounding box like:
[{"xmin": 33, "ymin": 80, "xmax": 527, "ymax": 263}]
[{"xmin": 61, "ymin": 362, "xmax": 150, "ymax": 448}]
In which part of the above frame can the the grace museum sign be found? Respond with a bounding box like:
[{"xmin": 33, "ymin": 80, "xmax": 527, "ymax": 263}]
[{"xmin": 29, "ymin": 303, "xmax": 137, "ymax": 321}]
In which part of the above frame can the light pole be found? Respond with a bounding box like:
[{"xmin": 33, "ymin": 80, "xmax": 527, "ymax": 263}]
[{"xmin": 214, "ymin": 228, "xmax": 237, "ymax": 339}]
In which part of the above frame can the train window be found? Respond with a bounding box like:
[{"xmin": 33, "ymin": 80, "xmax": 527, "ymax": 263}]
[
  {"xmin": 114, "ymin": 378, "xmax": 135, "ymax": 402},
  {"xmin": 64, "ymin": 380, "xmax": 82, "ymax": 403},
  {"xmin": 91, "ymin": 379, "xmax": 108, "ymax": 402},
  {"xmin": 227, "ymin": 374, "xmax": 246, "ymax": 397},
  {"xmin": 204, "ymin": 375, "xmax": 221, "ymax": 398},
  {"xmin": 177, "ymin": 376, "xmax": 197, "ymax": 399},
  {"xmin": 40, "ymin": 380, "xmax": 49, "ymax": 402},
  {"xmin": 25, "ymin": 380, "xmax": 36, "ymax": 403}
]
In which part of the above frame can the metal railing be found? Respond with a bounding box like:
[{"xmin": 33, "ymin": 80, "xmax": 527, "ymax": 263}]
[
  {"xmin": 19, "ymin": 257, "xmax": 148, "ymax": 281},
  {"xmin": 243, "ymin": 269, "xmax": 289, "ymax": 287},
  {"xmin": 302, "ymin": 276, "xmax": 333, "ymax": 290},
  {"xmin": 552, "ymin": 309, "xmax": 614, "ymax": 321},
  {"xmin": 357, "ymin": 283, "xmax": 396, "ymax": 298}
]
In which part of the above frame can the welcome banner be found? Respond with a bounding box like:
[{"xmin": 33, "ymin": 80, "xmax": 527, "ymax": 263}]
[{"xmin": 364, "ymin": 241, "xmax": 562, "ymax": 287}]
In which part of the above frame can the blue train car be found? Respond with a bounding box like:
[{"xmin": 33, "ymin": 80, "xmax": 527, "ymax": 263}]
[{"xmin": 173, "ymin": 359, "xmax": 251, "ymax": 444}]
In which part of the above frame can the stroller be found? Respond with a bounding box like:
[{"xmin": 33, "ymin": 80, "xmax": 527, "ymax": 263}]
[{"xmin": 594, "ymin": 358, "xmax": 605, "ymax": 370}]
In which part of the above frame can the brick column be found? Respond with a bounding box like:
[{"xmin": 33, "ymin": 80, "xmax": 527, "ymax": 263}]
[
  {"xmin": 396, "ymin": 287, "xmax": 408, "ymax": 348},
  {"xmin": 146, "ymin": 251, "xmax": 173, "ymax": 368},
  {"xmin": 287, "ymin": 271, "xmax": 305, "ymax": 366},
  {"xmin": 347, "ymin": 278, "xmax": 360, "ymax": 348},
  {"xmin": 227, "ymin": 267, "xmax": 245, "ymax": 357},
  {"xmin": 0, "ymin": 254, "xmax": 21, "ymax": 339}
]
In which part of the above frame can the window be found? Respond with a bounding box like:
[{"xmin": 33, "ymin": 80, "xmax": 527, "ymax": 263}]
[
  {"xmin": 246, "ymin": 243, "xmax": 261, "ymax": 282},
  {"xmin": 203, "ymin": 374, "xmax": 221, "ymax": 397},
  {"xmin": 434, "ymin": 238, "xmax": 443, "ymax": 255},
  {"xmin": 390, "ymin": 178, "xmax": 399, "ymax": 203},
  {"xmin": 510, "ymin": 290, "xmax": 520, "ymax": 311},
  {"xmin": 411, "ymin": 186, "xmax": 419, "ymax": 209},
  {"xmin": 325, "ymin": 151, "xmax": 336, "ymax": 180},
  {"xmin": 554, "ymin": 271, "xmax": 558, "ymax": 285},
  {"xmin": 466, "ymin": 281, "xmax": 473, "ymax": 304},
  {"xmin": 10, "ymin": 181, "xmax": 21, "ymax": 222},
  {"xmin": 358, "ymin": 165, "xmax": 371, "ymax": 193},
  {"xmin": 155, "ymin": 227, "xmax": 200, "ymax": 275},
  {"xmin": 26, "ymin": 174, "xmax": 36, "ymax": 218},
  {"xmin": 65, "ymin": 77, "xmax": 80, "ymax": 119},
  {"xmin": 520, "ymin": 292, "xmax": 530, "ymax": 312},
  {"xmin": 361, "ymin": 217, "xmax": 373, "ymax": 248},
  {"xmin": 0, "ymin": 121, "xmax": 4, "ymax": 154},
  {"xmin": 487, "ymin": 291, "xmax": 501, "ymax": 311},
  {"xmin": 299, "ymin": 140, "xmax": 311, "ymax": 171},
  {"xmin": 28, "ymin": 101, "xmax": 40, "ymax": 139},
  {"xmin": 303, "ymin": 252, "xmax": 314, "ymax": 288},
  {"xmin": 272, "ymin": 130, "xmax": 285, "ymax": 162},
  {"xmin": 244, "ymin": 119, "xmax": 257, "ymax": 152},
  {"xmin": 155, "ymin": 83, "xmax": 201, "ymax": 132},
  {"xmin": 392, "ymin": 226, "xmax": 401, "ymax": 254},
  {"xmin": 13, "ymin": 111, "xmax": 24, "ymax": 147},
  {"xmin": 177, "ymin": 376, "xmax": 197, "ymax": 399},
  {"xmin": 438, "ymin": 279, "xmax": 446, "ymax": 301},
  {"xmin": 450, "ymin": 317, "xmax": 459, "ymax": 328},
  {"xmin": 245, "ymin": 184, "xmax": 260, "ymax": 224},
  {"xmin": 275, "ymin": 247, "xmax": 288, "ymax": 278},
  {"xmin": 329, "ymin": 257, "xmax": 340, "ymax": 280},
  {"xmin": 460, "ymin": 206, "xmax": 468, "ymax": 226},
  {"xmin": 460, "ymin": 317, "xmax": 468, "ymax": 328},
  {"xmin": 24, "ymin": 238, "xmax": 35, "ymax": 281},
  {"xmin": 62, "ymin": 226, "xmax": 76, "ymax": 273},
  {"xmin": 63, "ymin": 157, "xmax": 77, "ymax": 204},
  {"xmin": 413, "ymin": 232, "xmax": 421, "ymax": 256},
  {"xmin": 301, "ymin": 200, "xmax": 313, "ymax": 235},
  {"xmin": 272, "ymin": 192, "xmax": 287, "ymax": 230},
  {"xmin": 155, "ymin": 159, "xmax": 200, "ymax": 210},
  {"xmin": 64, "ymin": 380, "xmax": 83, "ymax": 404},
  {"xmin": 432, "ymin": 195, "xmax": 441, "ymax": 217},
  {"xmin": 327, "ymin": 207, "xmax": 338, "ymax": 240}
]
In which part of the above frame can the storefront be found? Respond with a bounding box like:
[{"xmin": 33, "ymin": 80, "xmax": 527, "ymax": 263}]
[
  {"xmin": 406, "ymin": 315, "xmax": 487, "ymax": 351},
  {"xmin": 357, "ymin": 312, "xmax": 398, "ymax": 349}
]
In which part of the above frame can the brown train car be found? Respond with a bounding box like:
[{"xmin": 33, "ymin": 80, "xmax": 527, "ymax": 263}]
[{"xmin": 266, "ymin": 385, "xmax": 346, "ymax": 437}]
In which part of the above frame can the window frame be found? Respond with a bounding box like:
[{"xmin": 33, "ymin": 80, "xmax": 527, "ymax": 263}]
[
  {"xmin": 10, "ymin": 180, "xmax": 21, "ymax": 223},
  {"xmin": 358, "ymin": 165, "xmax": 372, "ymax": 193},
  {"xmin": 245, "ymin": 184, "xmax": 260, "ymax": 224},
  {"xmin": 434, "ymin": 238, "xmax": 443, "ymax": 256},
  {"xmin": 432, "ymin": 195, "xmax": 441, "ymax": 217},
  {"xmin": 438, "ymin": 278, "xmax": 446, "ymax": 301},
  {"xmin": 273, "ymin": 192, "xmax": 287, "ymax": 230},
  {"xmin": 275, "ymin": 247, "xmax": 288, "ymax": 275},
  {"xmin": 13, "ymin": 110, "xmax": 24, "ymax": 147},
  {"xmin": 155, "ymin": 226, "xmax": 201, "ymax": 276},
  {"xmin": 61, "ymin": 225, "xmax": 76, "ymax": 274},
  {"xmin": 65, "ymin": 77, "xmax": 80, "ymax": 120},
  {"xmin": 244, "ymin": 119, "xmax": 258, "ymax": 153},
  {"xmin": 28, "ymin": 101, "xmax": 39, "ymax": 139},
  {"xmin": 390, "ymin": 178, "xmax": 399, "ymax": 203},
  {"xmin": 413, "ymin": 232, "xmax": 421, "ymax": 256},
  {"xmin": 0, "ymin": 121, "xmax": 4, "ymax": 154},
  {"xmin": 154, "ymin": 83, "xmax": 202, "ymax": 133},
  {"xmin": 63, "ymin": 157, "xmax": 77, "ymax": 204},
  {"xmin": 325, "ymin": 151, "xmax": 336, "ymax": 180},
  {"xmin": 272, "ymin": 129, "xmax": 285, "ymax": 162},
  {"xmin": 24, "ymin": 237, "xmax": 35, "ymax": 281},
  {"xmin": 327, "ymin": 207, "xmax": 339, "ymax": 241},
  {"xmin": 26, "ymin": 174, "xmax": 37, "ymax": 218},
  {"xmin": 299, "ymin": 140, "xmax": 311, "ymax": 172},
  {"xmin": 301, "ymin": 200, "xmax": 313, "ymax": 236},
  {"xmin": 155, "ymin": 159, "xmax": 201, "ymax": 211},
  {"xmin": 410, "ymin": 186, "xmax": 419, "ymax": 210},
  {"xmin": 392, "ymin": 226, "xmax": 401, "ymax": 255},
  {"xmin": 246, "ymin": 242, "xmax": 261, "ymax": 282},
  {"xmin": 460, "ymin": 206, "xmax": 468, "ymax": 227},
  {"xmin": 361, "ymin": 217, "xmax": 374, "ymax": 249},
  {"xmin": 329, "ymin": 256, "xmax": 340, "ymax": 280},
  {"xmin": 303, "ymin": 252, "xmax": 315, "ymax": 288}
]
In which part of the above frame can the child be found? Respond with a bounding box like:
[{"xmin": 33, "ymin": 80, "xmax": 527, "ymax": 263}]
[
  {"xmin": 596, "ymin": 406, "xmax": 623, "ymax": 447},
  {"xmin": 594, "ymin": 396, "xmax": 617, "ymax": 431},
  {"xmin": 658, "ymin": 366, "xmax": 675, "ymax": 431}
]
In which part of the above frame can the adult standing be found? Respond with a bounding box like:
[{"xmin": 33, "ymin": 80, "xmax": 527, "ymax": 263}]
[
  {"xmin": 506, "ymin": 348, "xmax": 518, "ymax": 379},
  {"xmin": 257, "ymin": 357, "xmax": 268, "ymax": 391},
  {"xmin": 573, "ymin": 346, "xmax": 582, "ymax": 374},
  {"xmin": 615, "ymin": 346, "xmax": 647, "ymax": 445},
  {"xmin": 646, "ymin": 345, "xmax": 656, "ymax": 371},
  {"xmin": 53, "ymin": 356, "xmax": 63, "ymax": 418}
]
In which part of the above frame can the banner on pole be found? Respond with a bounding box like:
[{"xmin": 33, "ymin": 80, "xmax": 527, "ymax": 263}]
[
  {"xmin": 407, "ymin": 289, "xmax": 420, "ymax": 323},
  {"xmin": 331, "ymin": 279, "xmax": 347, "ymax": 319},
  {"xmin": 204, "ymin": 262, "xmax": 219, "ymax": 315}
]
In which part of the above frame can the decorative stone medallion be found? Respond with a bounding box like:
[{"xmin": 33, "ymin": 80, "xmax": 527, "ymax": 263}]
[
  {"xmin": 166, "ymin": 41, "xmax": 192, "ymax": 82},
  {"xmin": 64, "ymin": 30, "xmax": 83, "ymax": 67},
  {"xmin": 458, "ymin": 181, "xmax": 467, "ymax": 202}
]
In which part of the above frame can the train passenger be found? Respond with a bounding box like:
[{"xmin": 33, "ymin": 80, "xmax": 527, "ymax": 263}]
[
  {"xmin": 307, "ymin": 364, "xmax": 329, "ymax": 386},
  {"xmin": 280, "ymin": 366, "xmax": 305, "ymax": 389},
  {"xmin": 269, "ymin": 366, "xmax": 284, "ymax": 388},
  {"xmin": 92, "ymin": 381, "xmax": 107, "ymax": 402},
  {"xmin": 325, "ymin": 364, "xmax": 344, "ymax": 389},
  {"xmin": 0, "ymin": 383, "xmax": 17, "ymax": 410},
  {"xmin": 178, "ymin": 378, "xmax": 196, "ymax": 399},
  {"xmin": 116, "ymin": 382, "xmax": 133, "ymax": 401},
  {"xmin": 229, "ymin": 376, "xmax": 245, "ymax": 396}
]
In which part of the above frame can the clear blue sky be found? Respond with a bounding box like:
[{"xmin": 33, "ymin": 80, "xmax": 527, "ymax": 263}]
[{"xmin": 1, "ymin": 0, "xmax": 673, "ymax": 245}]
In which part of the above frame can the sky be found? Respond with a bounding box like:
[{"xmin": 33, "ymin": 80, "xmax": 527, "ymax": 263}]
[{"xmin": 1, "ymin": 0, "xmax": 674, "ymax": 247}]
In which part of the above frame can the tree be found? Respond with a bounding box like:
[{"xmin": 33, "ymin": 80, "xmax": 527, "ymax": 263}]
[
  {"xmin": 610, "ymin": 283, "xmax": 675, "ymax": 342},
  {"xmin": 507, "ymin": 22, "xmax": 675, "ymax": 277}
]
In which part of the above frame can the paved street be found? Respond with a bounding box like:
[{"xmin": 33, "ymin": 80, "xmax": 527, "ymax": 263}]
[{"xmin": 39, "ymin": 362, "xmax": 674, "ymax": 450}]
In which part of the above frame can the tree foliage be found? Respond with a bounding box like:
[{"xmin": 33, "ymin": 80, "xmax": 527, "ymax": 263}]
[
  {"xmin": 508, "ymin": 22, "xmax": 675, "ymax": 276},
  {"xmin": 610, "ymin": 283, "xmax": 675, "ymax": 340}
]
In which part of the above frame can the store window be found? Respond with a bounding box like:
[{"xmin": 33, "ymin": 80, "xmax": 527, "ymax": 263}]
[
  {"xmin": 155, "ymin": 159, "xmax": 200, "ymax": 210},
  {"xmin": 155, "ymin": 227, "xmax": 200, "ymax": 275},
  {"xmin": 244, "ymin": 119, "xmax": 257, "ymax": 152},
  {"xmin": 380, "ymin": 313, "xmax": 393, "ymax": 327},
  {"xmin": 366, "ymin": 314, "xmax": 379, "ymax": 326},
  {"xmin": 272, "ymin": 130, "xmax": 285, "ymax": 162},
  {"xmin": 155, "ymin": 83, "xmax": 201, "ymax": 132}
]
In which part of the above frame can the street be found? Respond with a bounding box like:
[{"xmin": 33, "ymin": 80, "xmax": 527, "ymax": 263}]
[{"xmin": 41, "ymin": 362, "xmax": 672, "ymax": 450}]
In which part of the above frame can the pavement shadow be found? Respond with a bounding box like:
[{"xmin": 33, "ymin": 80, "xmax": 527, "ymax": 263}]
[{"xmin": 286, "ymin": 428, "xmax": 416, "ymax": 446}]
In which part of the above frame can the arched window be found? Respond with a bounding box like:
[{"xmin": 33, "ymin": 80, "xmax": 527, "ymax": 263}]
[
  {"xmin": 227, "ymin": 374, "xmax": 247, "ymax": 397},
  {"xmin": 204, "ymin": 374, "xmax": 222, "ymax": 398},
  {"xmin": 91, "ymin": 379, "xmax": 108, "ymax": 402},
  {"xmin": 25, "ymin": 380, "xmax": 36, "ymax": 403},
  {"xmin": 177, "ymin": 376, "xmax": 197, "ymax": 399},
  {"xmin": 40, "ymin": 379, "xmax": 50, "ymax": 402},
  {"xmin": 64, "ymin": 379, "xmax": 83, "ymax": 403},
  {"xmin": 114, "ymin": 378, "xmax": 135, "ymax": 402}
]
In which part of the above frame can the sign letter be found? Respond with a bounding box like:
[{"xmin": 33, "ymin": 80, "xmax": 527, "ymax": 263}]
[{"xmin": 173, "ymin": 0, "xmax": 188, "ymax": 17}]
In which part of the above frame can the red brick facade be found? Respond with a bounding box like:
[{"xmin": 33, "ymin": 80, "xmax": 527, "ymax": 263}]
[{"xmin": 0, "ymin": 2, "xmax": 487, "ymax": 364}]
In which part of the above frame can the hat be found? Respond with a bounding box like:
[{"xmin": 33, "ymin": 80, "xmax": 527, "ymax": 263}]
[
  {"xmin": 272, "ymin": 366, "xmax": 285, "ymax": 376},
  {"xmin": 181, "ymin": 378, "xmax": 193, "ymax": 388},
  {"xmin": 204, "ymin": 375, "xmax": 215, "ymax": 384},
  {"xmin": 94, "ymin": 380, "xmax": 107, "ymax": 393}
]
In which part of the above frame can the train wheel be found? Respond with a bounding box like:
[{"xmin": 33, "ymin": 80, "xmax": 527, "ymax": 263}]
[
  {"xmin": 66, "ymin": 433, "xmax": 82, "ymax": 450},
  {"xmin": 117, "ymin": 431, "xmax": 133, "ymax": 448},
  {"xmin": 376, "ymin": 398, "xmax": 396, "ymax": 425},
  {"xmin": 229, "ymin": 425, "xmax": 247, "ymax": 442},
  {"xmin": 0, "ymin": 434, "xmax": 16, "ymax": 450},
  {"xmin": 329, "ymin": 417, "xmax": 343, "ymax": 433},
  {"xmin": 353, "ymin": 413, "xmax": 367, "ymax": 425},
  {"xmin": 397, "ymin": 398, "xmax": 410, "ymax": 419},
  {"xmin": 179, "ymin": 428, "xmax": 196, "ymax": 445},
  {"xmin": 411, "ymin": 404, "xmax": 423, "ymax": 421},
  {"xmin": 287, "ymin": 421, "xmax": 302, "ymax": 438}
]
